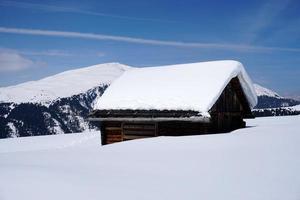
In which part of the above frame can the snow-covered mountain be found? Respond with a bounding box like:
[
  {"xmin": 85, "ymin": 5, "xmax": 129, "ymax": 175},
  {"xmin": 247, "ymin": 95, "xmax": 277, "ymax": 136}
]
[
  {"xmin": 253, "ymin": 83, "xmax": 282, "ymax": 98},
  {"xmin": 0, "ymin": 62, "xmax": 131, "ymax": 105},
  {"xmin": 253, "ymin": 83, "xmax": 300, "ymax": 109},
  {"xmin": 252, "ymin": 84, "xmax": 300, "ymax": 116},
  {"xmin": 0, "ymin": 63, "xmax": 131, "ymax": 138}
]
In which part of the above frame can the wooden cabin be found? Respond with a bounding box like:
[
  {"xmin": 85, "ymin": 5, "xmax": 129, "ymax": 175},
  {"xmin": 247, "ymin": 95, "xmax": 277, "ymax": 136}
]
[{"xmin": 89, "ymin": 60, "xmax": 257, "ymax": 145}]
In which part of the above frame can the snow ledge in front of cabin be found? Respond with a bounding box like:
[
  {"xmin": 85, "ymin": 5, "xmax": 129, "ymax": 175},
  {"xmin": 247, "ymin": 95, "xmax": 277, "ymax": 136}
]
[{"xmin": 0, "ymin": 115, "xmax": 299, "ymax": 200}]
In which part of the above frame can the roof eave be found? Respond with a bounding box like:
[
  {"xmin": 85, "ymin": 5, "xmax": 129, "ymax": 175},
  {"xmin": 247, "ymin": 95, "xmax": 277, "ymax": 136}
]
[{"xmin": 88, "ymin": 116, "xmax": 211, "ymax": 123}]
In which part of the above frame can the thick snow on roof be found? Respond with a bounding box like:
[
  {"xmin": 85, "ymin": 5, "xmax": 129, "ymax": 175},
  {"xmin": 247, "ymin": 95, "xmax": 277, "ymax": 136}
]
[
  {"xmin": 0, "ymin": 63, "xmax": 131, "ymax": 104},
  {"xmin": 95, "ymin": 60, "xmax": 257, "ymax": 113}
]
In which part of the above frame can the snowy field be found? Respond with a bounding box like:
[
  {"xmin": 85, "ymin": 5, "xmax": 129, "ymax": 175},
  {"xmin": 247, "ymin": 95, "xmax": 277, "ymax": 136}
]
[{"xmin": 0, "ymin": 115, "xmax": 299, "ymax": 200}]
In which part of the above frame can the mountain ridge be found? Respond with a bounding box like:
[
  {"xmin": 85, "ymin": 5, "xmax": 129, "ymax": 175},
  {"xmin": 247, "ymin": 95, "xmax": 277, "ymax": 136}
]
[
  {"xmin": 253, "ymin": 83, "xmax": 300, "ymax": 109},
  {"xmin": 0, "ymin": 62, "xmax": 131, "ymax": 105},
  {"xmin": 0, "ymin": 62, "xmax": 130, "ymax": 138},
  {"xmin": 253, "ymin": 83, "xmax": 282, "ymax": 98}
]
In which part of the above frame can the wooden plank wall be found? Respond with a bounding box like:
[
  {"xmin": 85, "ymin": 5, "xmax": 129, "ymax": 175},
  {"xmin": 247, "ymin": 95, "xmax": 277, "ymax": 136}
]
[
  {"xmin": 209, "ymin": 79, "xmax": 245, "ymax": 132},
  {"xmin": 102, "ymin": 121, "xmax": 213, "ymax": 145},
  {"xmin": 101, "ymin": 121, "xmax": 157, "ymax": 144},
  {"xmin": 122, "ymin": 122, "xmax": 156, "ymax": 140},
  {"xmin": 158, "ymin": 121, "xmax": 211, "ymax": 136},
  {"xmin": 101, "ymin": 121, "xmax": 122, "ymax": 145}
]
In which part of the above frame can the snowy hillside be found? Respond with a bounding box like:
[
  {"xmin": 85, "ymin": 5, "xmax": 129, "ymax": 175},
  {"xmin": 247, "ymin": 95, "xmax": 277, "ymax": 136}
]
[
  {"xmin": 257, "ymin": 104, "xmax": 300, "ymax": 112},
  {"xmin": 253, "ymin": 84, "xmax": 300, "ymax": 110},
  {"xmin": 253, "ymin": 83, "xmax": 282, "ymax": 98},
  {"xmin": 0, "ymin": 115, "xmax": 299, "ymax": 200},
  {"xmin": 0, "ymin": 63, "xmax": 131, "ymax": 138},
  {"xmin": 253, "ymin": 104, "xmax": 300, "ymax": 117},
  {"xmin": 289, "ymin": 104, "xmax": 300, "ymax": 111},
  {"xmin": 0, "ymin": 62, "xmax": 131, "ymax": 104}
]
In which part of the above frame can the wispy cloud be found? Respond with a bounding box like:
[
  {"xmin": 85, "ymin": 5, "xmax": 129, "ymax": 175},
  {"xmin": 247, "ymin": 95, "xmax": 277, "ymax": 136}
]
[
  {"xmin": 20, "ymin": 49, "xmax": 73, "ymax": 57},
  {"xmin": 264, "ymin": 18, "xmax": 300, "ymax": 44},
  {"xmin": 20, "ymin": 49, "xmax": 106, "ymax": 57},
  {"xmin": 1, "ymin": 47, "xmax": 106, "ymax": 57},
  {"xmin": 244, "ymin": 0, "xmax": 291, "ymax": 43},
  {"xmin": 0, "ymin": 48, "xmax": 34, "ymax": 72},
  {"xmin": 0, "ymin": 0, "xmax": 175, "ymax": 23},
  {"xmin": 95, "ymin": 52, "xmax": 105, "ymax": 57},
  {"xmin": 1, "ymin": 27, "xmax": 300, "ymax": 53}
]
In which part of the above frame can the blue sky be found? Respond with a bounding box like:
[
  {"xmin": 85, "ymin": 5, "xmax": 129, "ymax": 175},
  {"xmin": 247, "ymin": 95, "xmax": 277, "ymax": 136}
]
[{"xmin": 0, "ymin": 0, "xmax": 299, "ymax": 96}]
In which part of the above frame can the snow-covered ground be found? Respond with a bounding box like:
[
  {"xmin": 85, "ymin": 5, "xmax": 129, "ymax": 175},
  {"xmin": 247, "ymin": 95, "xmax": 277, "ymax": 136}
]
[
  {"xmin": 289, "ymin": 104, "xmax": 300, "ymax": 111},
  {"xmin": 0, "ymin": 115, "xmax": 299, "ymax": 200},
  {"xmin": 254, "ymin": 104, "xmax": 300, "ymax": 112},
  {"xmin": 277, "ymin": 104, "xmax": 300, "ymax": 111}
]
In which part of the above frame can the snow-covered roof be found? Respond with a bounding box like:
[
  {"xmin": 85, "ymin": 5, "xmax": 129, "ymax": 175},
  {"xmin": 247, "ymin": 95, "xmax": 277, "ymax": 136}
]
[{"xmin": 94, "ymin": 60, "xmax": 257, "ymax": 114}]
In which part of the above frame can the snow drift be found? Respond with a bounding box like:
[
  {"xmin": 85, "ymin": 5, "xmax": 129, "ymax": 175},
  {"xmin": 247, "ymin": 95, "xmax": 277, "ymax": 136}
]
[{"xmin": 0, "ymin": 115, "xmax": 299, "ymax": 200}]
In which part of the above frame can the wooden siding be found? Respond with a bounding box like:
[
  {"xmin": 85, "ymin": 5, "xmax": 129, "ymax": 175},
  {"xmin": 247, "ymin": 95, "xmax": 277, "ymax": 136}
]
[
  {"xmin": 209, "ymin": 77, "xmax": 246, "ymax": 132},
  {"xmin": 100, "ymin": 121, "xmax": 122, "ymax": 145},
  {"xmin": 158, "ymin": 121, "xmax": 211, "ymax": 136},
  {"xmin": 123, "ymin": 122, "xmax": 156, "ymax": 140}
]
